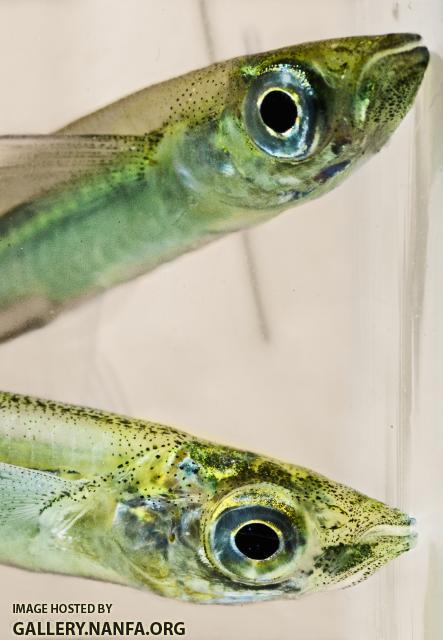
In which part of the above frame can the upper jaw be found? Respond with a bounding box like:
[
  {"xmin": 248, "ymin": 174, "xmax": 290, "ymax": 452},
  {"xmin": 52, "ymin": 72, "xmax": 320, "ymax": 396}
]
[
  {"xmin": 372, "ymin": 32, "xmax": 423, "ymax": 53},
  {"xmin": 358, "ymin": 516, "xmax": 417, "ymax": 549},
  {"xmin": 361, "ymin": 32, "xmax": 429, "ymax": 74}
]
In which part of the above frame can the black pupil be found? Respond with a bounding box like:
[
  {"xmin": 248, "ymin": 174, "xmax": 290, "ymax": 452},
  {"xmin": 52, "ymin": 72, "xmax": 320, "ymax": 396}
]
[
  {"xmin": 234, "ymin": 522, "xmax": 280, "ymax": 560},
  {"xmin": 259, "ymin": 90, "xmax": 297, "ymax": 134}
]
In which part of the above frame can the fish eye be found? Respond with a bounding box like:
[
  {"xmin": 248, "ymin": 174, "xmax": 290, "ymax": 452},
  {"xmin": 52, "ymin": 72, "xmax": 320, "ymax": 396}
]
[
  {"xmin": 203, "ymin": 485, "xmax": 307, "ymax": 585},
  {"xmin": 243, "ymin": 66, "xmax": 319, "ymax": 160}
]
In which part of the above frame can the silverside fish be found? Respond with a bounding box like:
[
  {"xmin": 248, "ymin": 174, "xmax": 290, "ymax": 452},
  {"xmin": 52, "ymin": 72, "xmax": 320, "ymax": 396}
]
[
  {"xmin": 0, "ymin": 392, "xmax": 416, "ymax": 603},
  {"xmin": 0, "ymin": 33, "xmax": 429, "ymax": 341}
]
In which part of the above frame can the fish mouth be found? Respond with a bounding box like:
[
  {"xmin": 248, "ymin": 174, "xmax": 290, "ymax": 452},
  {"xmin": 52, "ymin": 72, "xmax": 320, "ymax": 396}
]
[
  {"xmin": 359, "ymin": 516, "xmax": 417, "ymax": 550},
  {"xmin": 365, "ymin": 33, "xmax": 429, "ymax": 73},
  {"xmin": 373, "ymin": 32, "xmax": 423, "ymax": 53},
  {"xmin": 355, "ymin": 33, "xmax": 429, "ymax": 140}
]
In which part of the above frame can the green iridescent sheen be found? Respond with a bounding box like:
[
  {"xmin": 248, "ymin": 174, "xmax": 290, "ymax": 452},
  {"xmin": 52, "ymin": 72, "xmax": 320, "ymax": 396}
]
[
  {"xmin": 0, "ymin": 392, "xmax": 415, "ymax": 603},
  {"xmin": 0, "ymin": 33, "xmax": 428, "ymax": 340}
]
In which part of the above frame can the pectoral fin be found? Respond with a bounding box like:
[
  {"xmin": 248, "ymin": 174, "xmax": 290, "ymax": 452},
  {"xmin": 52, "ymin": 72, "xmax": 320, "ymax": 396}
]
[
  {"xmin": 0, "ymin": 134, "xmax": 141, "ymax": 216},
  {"xmin": 0, "ymin": 462, "xmax": 73, "ymax": 527}
]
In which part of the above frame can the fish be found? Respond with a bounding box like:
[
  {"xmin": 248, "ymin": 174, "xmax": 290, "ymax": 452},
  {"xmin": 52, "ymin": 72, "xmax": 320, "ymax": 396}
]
[
  {"xmin": 0, "ymin": 391, "xmax": 416, "ymax": 603},
  {"xmin": 0, "ymin": 33, "xmax": 429, "ymax": 342}
]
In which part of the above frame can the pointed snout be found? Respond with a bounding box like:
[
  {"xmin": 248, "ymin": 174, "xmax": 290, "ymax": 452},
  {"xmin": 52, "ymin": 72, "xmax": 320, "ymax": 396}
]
[
  {"xmin": 374, "ymin": 35, "xmax": 429, "ymax": 69},
  {"xmin": 359, "ymin": 514, "xmax": 417, "ymax": 551},
  {"xmin": 354, "ymin": 34, "xmax": 429, "ymax": 149},
  {"xmin": 370, "ymin": 32, "xmax": 423, "ymax": 52},
  {"xmin": 361, "ymin": 32, "xmax": 429, "ymax": 79}
]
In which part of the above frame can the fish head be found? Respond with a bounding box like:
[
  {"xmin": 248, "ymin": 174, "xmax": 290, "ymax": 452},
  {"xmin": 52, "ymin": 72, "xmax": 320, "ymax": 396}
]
[
  {"xmin": 110, "ymin": 441, "xmax": 416, "ymax": 603},
  {"xmin": 206, "ymin": 33, "xmax": 428, "ymax": 212}
]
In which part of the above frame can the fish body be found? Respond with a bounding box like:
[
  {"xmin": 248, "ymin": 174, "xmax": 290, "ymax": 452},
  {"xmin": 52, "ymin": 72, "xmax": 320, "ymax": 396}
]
[
  {"xmin": 0, "ymin": 33, "xmax": 429, "ymax": 341},
  {"xmin": 0, "ymin": 391, "xmax": 415, "ymax": 603}
]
